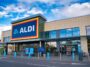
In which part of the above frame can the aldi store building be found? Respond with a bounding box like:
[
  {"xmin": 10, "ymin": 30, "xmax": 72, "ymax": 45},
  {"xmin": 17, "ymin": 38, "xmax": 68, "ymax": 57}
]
[{"xmin": 1, "ymin": 14, "xmax": 90, "ymax": 57}]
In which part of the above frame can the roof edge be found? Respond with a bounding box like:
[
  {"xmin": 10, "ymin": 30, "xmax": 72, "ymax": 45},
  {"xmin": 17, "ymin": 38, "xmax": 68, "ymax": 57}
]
[
  {"xmin": 46, "ymin": 14, "xmax": 90, "ymax": 23},
  {"xmin": 12, "ymin": 14, "xmax": 47, "ymax": 24}
]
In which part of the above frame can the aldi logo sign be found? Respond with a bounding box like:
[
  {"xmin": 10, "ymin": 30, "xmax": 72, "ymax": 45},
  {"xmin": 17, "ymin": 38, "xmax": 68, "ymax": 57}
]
[{"xmin": 11, "ymin": 18, "xmax": 39, "ymax": 40}]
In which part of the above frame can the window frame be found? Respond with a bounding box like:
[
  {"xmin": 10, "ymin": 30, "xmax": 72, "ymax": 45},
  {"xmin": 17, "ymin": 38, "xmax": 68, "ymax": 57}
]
[
  {"xmin": 59, "ymin": 29, "xmax": 67, "ymax": 38},
  {"xmin": 86, "ymin": 25, "xmax": 90, "ymax": 36},
  {"xmin": 72, "ymin": 27, "xmax": 80, "ymax": 37},
  {"xmin": 49, "ymin": 30, "xmax": 57, "ymax": 39}
]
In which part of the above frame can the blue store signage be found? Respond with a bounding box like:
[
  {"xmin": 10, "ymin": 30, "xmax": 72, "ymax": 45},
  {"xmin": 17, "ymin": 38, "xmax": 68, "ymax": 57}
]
[{"xmin": 11, "ymin": 18, "xmax": 39, "ymax": 40}]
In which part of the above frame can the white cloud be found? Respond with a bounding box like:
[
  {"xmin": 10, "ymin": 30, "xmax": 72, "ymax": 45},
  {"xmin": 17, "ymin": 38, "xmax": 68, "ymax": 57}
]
[
  {"xmin": 17, "ymin": 0, "xmax": 54, "ymax": 3},
  {"xmin": 3, "ymin": 4, "xmax": 27, "ymax": 13},
  {"xmin": 0, "ymin": 25, "xmax": 11, "ymax": 39},
  {"xmin": 0, "ymin": 11, "xmax": 7, "ymax": 17},
  {"xmin": 27, "ymin": 8, "xmax": 44, "ymax": 14},
  {"xmin": 11, "ymin": 7, "xmax": 44, "ymax": 21},
  {"xmin": 37, "ymin": 0, "xmax": 52, "ymax": 3},
  {"xmin": 17, "ymin": 0, "xmax": 80, "ymax": 6},
  {"xmin": 59, "ymin": 0, "xmax": 79, "ymax": 6},
  {"xmin": 0, "ymin": 10, "xmax": 13, "ymax": 18},
  {"xmin": 11, "ymin": 13, "xmax": 30, "ymax": 21},
  {"xmin": 51, "ymin": 2, "xmax": 90, "ymax": 20},
  {"xmin": 0, "ymin": 4, "xmax": 28, "ymax": 18},
  {"xmin": 63, "ymin": 3, "xmax": 90, "ymax": 17},
  {"xmin": 23, "ymin": 14, "xmax": 30, "ymax": 17},
  {"xmin": 4, "ymin": 14, "xmax": 13, "ymax": 18},
  {"xmin": 0, "ymin": 3, "xmax": 44, "ymax": 20},
  {"xmin": 11, "ymin": 16, "xmax": 20, "ymax": 21}
]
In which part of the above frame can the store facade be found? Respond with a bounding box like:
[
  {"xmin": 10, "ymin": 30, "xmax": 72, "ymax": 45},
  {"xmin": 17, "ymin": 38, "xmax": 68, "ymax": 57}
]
[{"xmin": 1, "ymin": 14, "xmax": 90, "ymax": 56}]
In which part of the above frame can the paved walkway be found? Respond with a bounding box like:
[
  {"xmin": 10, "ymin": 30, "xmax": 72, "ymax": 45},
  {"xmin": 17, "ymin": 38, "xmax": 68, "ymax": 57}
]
[
  {"xmin": 0, "ymin": 55, "xmax": 90, "ymax": 67},
  {"xmin": 0, "ymin": 55, "xmax": 90, "ymax": 63}
]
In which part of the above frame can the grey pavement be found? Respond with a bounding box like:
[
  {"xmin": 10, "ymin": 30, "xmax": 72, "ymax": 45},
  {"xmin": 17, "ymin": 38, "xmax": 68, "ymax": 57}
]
[{"xmin": 0, "ymin": 55, "xmax": 90, "ymax": 67}]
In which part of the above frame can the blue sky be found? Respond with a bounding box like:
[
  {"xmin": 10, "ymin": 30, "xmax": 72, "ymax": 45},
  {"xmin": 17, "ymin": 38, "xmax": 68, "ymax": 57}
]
[{"xmin": 0, "ymin": 0, "xmax": 90, "ymax": 39}]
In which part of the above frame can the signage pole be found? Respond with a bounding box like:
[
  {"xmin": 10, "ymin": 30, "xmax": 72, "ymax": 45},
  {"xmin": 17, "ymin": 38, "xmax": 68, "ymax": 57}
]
[
  {"xmin": 40, "ymin": 41, "xmax": 41, "ymax": 47},
  {"xmin": 38, "ymin": 41, "xmax": 41, "ymax": 59},
  {"xmin": 40, "ymin": 41, "xmax": 41, "ymax": 57},
  {"xmin": 43, "ymin": 42, "xmax": 46, "ymax": 59},
  {"xmin": 60, "ymin": 46, "xmax": 62, "ymax": 61},
  {"xmin": 87, "ymin": 52, "xmax": 90, "ymax": 62},
  {"xmin": 38, "ymin": 52, "xmax": 39, "ymax": 59}
]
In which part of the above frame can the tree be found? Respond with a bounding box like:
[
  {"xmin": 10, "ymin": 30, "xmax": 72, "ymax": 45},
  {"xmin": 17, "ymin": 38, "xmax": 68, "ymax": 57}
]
[{"xmin": 0, "ymin": 44, "xmax": 4, "ymax": 55}]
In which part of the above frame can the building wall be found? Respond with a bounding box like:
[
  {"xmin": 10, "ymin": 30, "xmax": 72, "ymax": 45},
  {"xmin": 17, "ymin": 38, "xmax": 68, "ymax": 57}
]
[
  {"xmin": 44, "ymin": 15, "xmax": 90, "ymax": 53},
  {"xmin": 45, "ymin": 15, "xmax": 90, "ymax": 36},
  {"xmin": 1, "ymin": 15, "xmax": 90, "ymax": 53},
  {"xmin": 2, "ymin": 30, "xmax": 11, "ymax": 43},
  {"xmin": 2, "ymin": 30, "xmax": 11, "ymax": 37},
  {"xmin": 81, "ymin": 37, "xmax": 88, "ymax": 53}
]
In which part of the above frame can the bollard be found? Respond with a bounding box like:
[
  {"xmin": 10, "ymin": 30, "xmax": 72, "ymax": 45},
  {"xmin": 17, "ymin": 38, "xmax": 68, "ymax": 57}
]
[
  {"xmin": 87, "ymin": 53, "xmax": 90, "ymax": 62},
  {"xmin": 60, "ymin": 53, "xmax": 62, "ymax": 61},
  {"xmin": 40, "ymin": 52, "xmax": 41, "ymax": 57},
  {"xmin": 46, "ymin": 52, "xmax": 50, "ymax": 60},
  {"xmin": 72, "ymin": 51, "xmax": 75, "ymax": 62},
  {"xmin": 28, "ymin": 53, "xmax": 31, "ymax": 58},
  {"xmin": 78, "ymin": 45, "xmax": 83, "ymax": 61},
  {"xmin": 43, "ymin": 54, "xmax": 46, "ymax": 59},
  {"xmin": 4, "ymin": 50, "xmax": 6, "ymax": 57},
  {"xmin": 21, "ymin": 53, "xmax": 23, "ymax": 58},
  {"xmin": 38, "ymin": 52, "xmax": 39, "ymax": 59},
  {"xmin": 0, "ymin": 53, "xmax": 1, "ymax": 59},
  {"xmin": 0, "ymin": 53, "xmax": 1, "ymax": 57},
  {"xmin": 14, "ymin": 52, "xmax": 17, "ymax": 58},
  {"xmin": 78, "ymin": 52, "xmax": 83, "ymax": 61},
  {"xmin": 72, "ymin": 48, "xmax": 75, "ymax": 62}
]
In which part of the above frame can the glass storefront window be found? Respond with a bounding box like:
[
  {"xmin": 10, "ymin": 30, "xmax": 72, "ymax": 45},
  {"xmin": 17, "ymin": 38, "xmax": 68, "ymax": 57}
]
[
  {"xmin": 60, "ymin": 41, "xmax": 67, "ymax": 45},
  {"xmin": 60, "ymin": 29, "xmax": 66, "ymax": 38},
  {"xmin": 72, "ymin": 40, "xmax": 80, "ymax": 45},
  {"xmin": 47, "ymin": 42, "xmax": 57, "ymax": 47},
  {"xmin": 86, "ymin": 26, "xmax": 90, "ymax": 36},
  {"xmin": 49, "ymin": 31, "xmax": 56, "ymax": 38},
  {"xmin": 3, "ymin": 36, "xmax": 10, "ymax": 43},
  {"xmin": 46, "ymin": 27, "xmax": 80, "ymax": 39},
  {"xmin": 72, "ymin": 27, "xmax": 80, "ymax": 37},
  {"xmin": 60, "ymin": 40, "xmax": 80, "ymax": 55},
  {"xmin": 66, "ymin": 29, "xmax": 72, "ymax": 37}
]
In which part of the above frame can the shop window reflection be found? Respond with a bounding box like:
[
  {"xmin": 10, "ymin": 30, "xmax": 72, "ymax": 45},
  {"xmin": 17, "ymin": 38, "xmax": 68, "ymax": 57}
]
[
  {"xmin": 60, "ymin": 29, "xmax": 66, "ymax": 38},
  {"xmin": 3, "ymin": 36, "xmax": 10, "ymax": 43},
  {"xmin": 49, "ymin": 31, "xmax": 56, "ymax": 38},
  {"xmin": 66, "ymin": 28, "xmax": 72, "ymax": 37},
  {"xmin": 72, "ymin": 27, "xmax": 80, "ymax": 37}
]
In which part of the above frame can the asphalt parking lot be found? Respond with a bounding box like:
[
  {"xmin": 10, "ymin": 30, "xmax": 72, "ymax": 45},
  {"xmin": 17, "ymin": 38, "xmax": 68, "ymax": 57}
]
[{"xmin": 0, "ymin": 56, "xmax": 90, "ymax": 67}]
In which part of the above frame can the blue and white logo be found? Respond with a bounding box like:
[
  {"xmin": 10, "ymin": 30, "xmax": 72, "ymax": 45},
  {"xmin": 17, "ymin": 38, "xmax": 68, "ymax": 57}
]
[
  {"xmin": 12, "ymin": 19, "xmax": 38, "ymax": 39},
  {"xmin": 13, "ymin": 29, "xmax": 18, "ymax": 34}
]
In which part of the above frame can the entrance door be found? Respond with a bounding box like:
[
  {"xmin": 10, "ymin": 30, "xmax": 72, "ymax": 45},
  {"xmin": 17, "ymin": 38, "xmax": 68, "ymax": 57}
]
[
  {"xmin": 60, "ymin": 40, "xmax": 72, "ymax": 55},
  {"xmin": 23, "ymin": 43, "xmax": 39, "ymax": 56},
  {"xmin": 15, "ymin": 42, "xmax": 39, "ymax": 56},
  {"xmin": 60, "ymin": 40, "xmax": 79, "ymax": 56}
]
